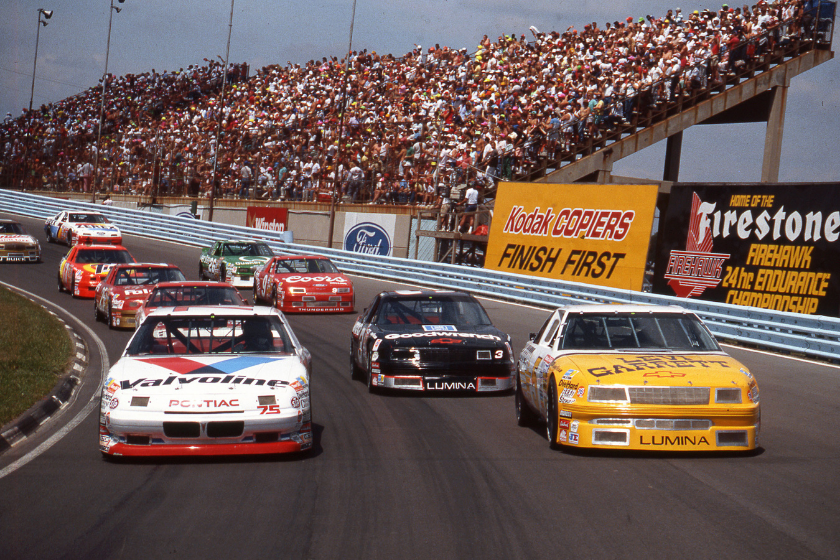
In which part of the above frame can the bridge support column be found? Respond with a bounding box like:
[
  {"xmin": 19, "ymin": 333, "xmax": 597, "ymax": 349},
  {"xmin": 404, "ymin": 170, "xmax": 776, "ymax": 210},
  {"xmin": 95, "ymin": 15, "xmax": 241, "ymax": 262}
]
[
  {"xmin": 761, "ymin": 84, "xmax": 788, "ymax": 183},
  {"xmin": 663, "ymin": 131, "xmax": 683, "ymax": 182}
]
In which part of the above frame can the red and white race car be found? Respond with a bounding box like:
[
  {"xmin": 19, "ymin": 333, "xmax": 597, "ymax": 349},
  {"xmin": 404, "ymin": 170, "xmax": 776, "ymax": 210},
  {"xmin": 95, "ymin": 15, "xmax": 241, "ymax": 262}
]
[
  {"xmin": 134, "ymin": 281, "xmax": 249, "ymax": 328},
  {"xmin": 58, "ymin": 244, "xmax": 136, "ymax": 298},
  {"xmin": 253, "ymin": 255, "xmax": 354, "ymax": 313},
  {"xmin": 94, "ymin": 263, "xmax": 187, "ymax": 329},
  {"xmin": 45, "ymin": 210, "xmax": 122, "ymax": 246}
]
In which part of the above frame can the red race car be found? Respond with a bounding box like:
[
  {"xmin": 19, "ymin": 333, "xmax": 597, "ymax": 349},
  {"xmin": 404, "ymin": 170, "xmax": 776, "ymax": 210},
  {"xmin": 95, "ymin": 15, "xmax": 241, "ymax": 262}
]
[
  {"xmin": 93, "ymin": 263, "xmax": 187, "ymax": 329},
  {"xmin": 134, "ymin": 281, "xmax": 249, "ymax": 328},
  {"xmin": 253, "ymin": 255, "xmax": 354, "ymax": 313},
  {"xmin": 58, "ymin": 244, "xmax": 135, "ymax": 298}
]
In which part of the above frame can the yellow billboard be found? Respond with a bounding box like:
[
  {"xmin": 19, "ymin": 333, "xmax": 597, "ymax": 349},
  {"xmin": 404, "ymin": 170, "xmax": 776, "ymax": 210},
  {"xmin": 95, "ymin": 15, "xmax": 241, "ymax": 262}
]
[{"xmin": 485, "ymin": 182, "xmax": 658, "ymax": 291}]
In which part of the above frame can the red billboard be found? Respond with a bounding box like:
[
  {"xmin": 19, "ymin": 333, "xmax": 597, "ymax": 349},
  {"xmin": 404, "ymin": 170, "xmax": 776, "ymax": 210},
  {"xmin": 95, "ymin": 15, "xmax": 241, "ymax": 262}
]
[{"xmin": 246, "ymin": 207, "xmax": 288, "ymax": 233}]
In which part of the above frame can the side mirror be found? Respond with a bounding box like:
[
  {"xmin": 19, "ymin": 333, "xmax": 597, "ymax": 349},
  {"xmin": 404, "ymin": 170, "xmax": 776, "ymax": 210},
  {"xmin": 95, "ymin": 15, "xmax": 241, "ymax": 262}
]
[{"xmin": 529, "ymin": 332, "xmax": 537, "ymax": 341}]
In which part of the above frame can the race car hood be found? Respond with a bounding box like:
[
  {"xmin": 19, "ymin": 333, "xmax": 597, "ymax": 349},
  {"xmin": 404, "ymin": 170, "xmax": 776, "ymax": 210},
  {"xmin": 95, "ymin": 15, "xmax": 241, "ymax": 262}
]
[
  {"xmin": 105, "ymin": 355, "xmax": 309, "ymax": 413},
  {"xmin": 223, "ymin": 256, "xmax": 271, "ymax": 270},
  {"xmin": 277, "ymin": 273, "xmax": 353, "ymax": 288},
  {"xmin": 0, "ymin": 234, "xmax": 38, "ymax": 245},
  {"xmin": 72, "ymin": 223, "xmax": 120, "ymax": 234},
  {"xmin": 561, "ymin": 352, "xmax": 751, "ymax": 386},
  {"xmin": 378, "ymin": 325, "xmax": 508, "ymax": 347},
  {"xmin": 74, "ymin": 263, "xmax": 117, "ymax": 279},
  {"xmin": 111, "ymin": 285, "xmax": 155, "ymax": 302}
]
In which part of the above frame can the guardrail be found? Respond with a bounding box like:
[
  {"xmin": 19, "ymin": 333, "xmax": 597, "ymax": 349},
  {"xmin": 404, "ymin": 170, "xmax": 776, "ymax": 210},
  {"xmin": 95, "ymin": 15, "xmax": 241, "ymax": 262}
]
[{"xmin": 3, "ymin": 190, "xmax": 839, "ymax": 361}]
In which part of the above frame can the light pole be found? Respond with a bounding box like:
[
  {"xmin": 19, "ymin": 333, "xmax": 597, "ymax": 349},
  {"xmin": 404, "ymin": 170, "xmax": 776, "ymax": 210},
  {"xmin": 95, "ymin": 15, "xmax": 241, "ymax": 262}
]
[
  {"xmin": 327, "ymin": 0, "xmax": 358, "ymax": 248},
  {"xmin": 208, "ymin": 0, "xmax": 236, "ymax": 223},
  {"xmin": 24, "ymin": 8, "xmax": 53, "ymax": 190},
  {"xmin": 92, "ymin": 0, "xmax": 125, "ymax": 203}
]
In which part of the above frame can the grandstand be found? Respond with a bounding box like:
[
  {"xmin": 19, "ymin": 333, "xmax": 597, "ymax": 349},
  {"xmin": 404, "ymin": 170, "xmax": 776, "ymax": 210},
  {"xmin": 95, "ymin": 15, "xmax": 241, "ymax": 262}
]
[{"xmin": 0, "ymin": 1, "xmax": 835, "ymax": 257}]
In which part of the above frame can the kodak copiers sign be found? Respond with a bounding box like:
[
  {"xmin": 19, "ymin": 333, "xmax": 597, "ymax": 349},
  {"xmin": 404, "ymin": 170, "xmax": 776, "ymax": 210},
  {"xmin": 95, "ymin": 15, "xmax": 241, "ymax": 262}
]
[{"xmin": 485, "ymin": 182, "xmax": 658, "ymax": 291}]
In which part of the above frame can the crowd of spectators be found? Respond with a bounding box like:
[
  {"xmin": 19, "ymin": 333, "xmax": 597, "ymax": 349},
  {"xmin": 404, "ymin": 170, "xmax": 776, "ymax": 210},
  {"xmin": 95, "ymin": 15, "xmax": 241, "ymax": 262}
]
[{"xmin": 0, "ymin": 0, "xmax": 829, "ymax": 211}]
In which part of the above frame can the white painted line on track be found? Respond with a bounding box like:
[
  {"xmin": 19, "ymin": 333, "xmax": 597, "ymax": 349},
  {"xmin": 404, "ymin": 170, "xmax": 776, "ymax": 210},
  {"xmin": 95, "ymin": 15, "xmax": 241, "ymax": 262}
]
[
  {"xmin": 0, "ymin": 283, "xmax": 110, "ymax": 480},
  {"xmin": 719, "ymin": 342, "xmax": 840, "ymax": 370}
]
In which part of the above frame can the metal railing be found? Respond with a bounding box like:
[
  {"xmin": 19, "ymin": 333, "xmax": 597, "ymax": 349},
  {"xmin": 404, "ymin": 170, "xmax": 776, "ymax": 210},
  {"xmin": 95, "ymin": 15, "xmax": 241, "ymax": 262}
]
[{"xmin": 2, "ymin": 190, "xmax": 838, "ymax": 361}]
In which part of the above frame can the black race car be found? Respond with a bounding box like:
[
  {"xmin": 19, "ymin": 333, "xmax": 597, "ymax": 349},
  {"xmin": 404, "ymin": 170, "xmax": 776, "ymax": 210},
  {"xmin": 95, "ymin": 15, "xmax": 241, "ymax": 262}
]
[{"xmin": 350, "ymin": 290, "xmax": 515, "ymax": 393}]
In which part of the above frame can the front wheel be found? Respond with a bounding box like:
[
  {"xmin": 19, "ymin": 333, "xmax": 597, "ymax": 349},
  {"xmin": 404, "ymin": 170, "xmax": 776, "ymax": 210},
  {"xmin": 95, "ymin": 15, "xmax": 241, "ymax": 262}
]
[
  {"xmin": 198, "ymin": 263, "xmax": 205, "ymax": 280},
  {"xmin": 366, "ymin": 352, "xmax": 378, "ymax": 394},
  {"xmin": 220, "ymin": 265, "xmax": 227, "ymax": 283},
  {"xmin": 350, "ymin": 344, "xmax": 363, "ymax": 381},
  {"xmin": 272, "ymin": 287, "xmax": 281, "ymax": 310},
  {"xmin": 94, "ymin": 299, "xmax": 102, "ymax": 322},
  {"xmin": 58, "ymin": 273, "xmax": 65, "ymax": 292},
  {"xmin": 546, "ymin": 378, "xmax": 560, "ymax": 450}
]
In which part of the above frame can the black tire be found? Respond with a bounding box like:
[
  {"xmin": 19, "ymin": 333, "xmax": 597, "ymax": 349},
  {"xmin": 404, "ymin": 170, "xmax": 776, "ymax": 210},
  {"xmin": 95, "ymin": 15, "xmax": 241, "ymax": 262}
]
[
  {"xmin": 69, "ymin": 278, "xmax": 77, "ymax": 298},
  {"xmin": 350, "ymin": 343, "xmax": 363, "ymax": 381},
  {"xmin": 546, "ymin": 377, "xmax": 560, "ymax": 450},
  {"xmin": 198, "ymin": 263, "xmax": 205, "ymax": 280},
  {"xmin": 58, "ymin": 273, "xmax": 65, "ymax": 292},
  {"xmin": 272, "ymin": 287, "xmax": 280, "ymax": 310},
  {"xmin": 220, "ymin": 265, "xmax": 226, "ymax": 283},
  {"xmin": 46, "ymin": 229, "xmax": 54, "ymax": 243},
  {"xmin": 515, "ymin": 374, "xmax": 538, "ymax": 427},
  {"xmin": 107, "ymin": 303, "xmax": 115, "ymax": 330},
  {"xmin": 253, "ymin": 279, "xmax": 260, "ymax": 303},
  {"xmin": 94, "ymin": 299, "xmax": 102, "ymax": 322}
]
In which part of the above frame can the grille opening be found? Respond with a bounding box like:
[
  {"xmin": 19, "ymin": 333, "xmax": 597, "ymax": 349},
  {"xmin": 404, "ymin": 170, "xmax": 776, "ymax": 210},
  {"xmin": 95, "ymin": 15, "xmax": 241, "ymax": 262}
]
[
  {"xmin": 394, "ymin": 377, "xmax": 422, "ymax": 387},
  {"xmin": 480, "ymin": 378, "xmax": 497, "ymax": 387},
  {"xmin": 716, "ymin": 388, "xmax": 742, "ymax": 404},
  {"xmin": 592, "ymin": 429, "xmax": 629, "ymax": 445},
  {"xmin": 126, "ymin": 435, "xmax": 150, "ymax": 445},
  {"xmin": 255, "ymin": 432, "xmax": 279, "ymax": 443},
  {"xmin": 163, "ymin": 422, "xmax": 200, "ymax": 438},
  {"xmin": 717, "ymin": 431, "xmax": 748, "ymax": 446},
  {"xmin": 130, "ymin": 396, "xmax": 149, "ymax": 407},
  {"xmin": 207, "ymin": 421, "xmax": 244, "ymax": 438},
  {"xmin": 258, "ymin": 395, "xmax": 276, "ymax": 405}
]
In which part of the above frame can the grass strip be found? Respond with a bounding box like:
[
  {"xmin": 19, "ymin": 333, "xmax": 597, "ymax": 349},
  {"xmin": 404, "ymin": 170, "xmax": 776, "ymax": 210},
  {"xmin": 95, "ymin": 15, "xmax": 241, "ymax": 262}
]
[{"xmin": 0, "ymin": 286, "xmax": 73, "ymax": 426}]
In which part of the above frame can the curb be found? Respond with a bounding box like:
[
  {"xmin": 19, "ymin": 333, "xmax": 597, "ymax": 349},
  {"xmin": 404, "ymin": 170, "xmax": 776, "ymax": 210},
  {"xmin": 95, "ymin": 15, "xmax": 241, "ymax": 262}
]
[{"xmin": 0, "ymin": 313, "xmax": 89, "ymax": 454}]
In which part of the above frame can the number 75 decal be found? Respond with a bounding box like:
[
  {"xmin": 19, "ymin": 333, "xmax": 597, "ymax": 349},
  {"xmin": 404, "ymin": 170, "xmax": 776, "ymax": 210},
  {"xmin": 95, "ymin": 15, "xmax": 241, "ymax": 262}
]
[{"xmin": 257, "ymin": 405, "xmax": 281, "ymax": 414}]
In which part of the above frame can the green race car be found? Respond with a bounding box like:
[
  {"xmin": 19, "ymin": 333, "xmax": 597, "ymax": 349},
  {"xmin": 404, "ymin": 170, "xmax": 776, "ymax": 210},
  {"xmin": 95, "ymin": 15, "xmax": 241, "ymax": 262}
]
[{"xmin": 198, "ymin": 240, "xmax": 274, "ymax": 288}]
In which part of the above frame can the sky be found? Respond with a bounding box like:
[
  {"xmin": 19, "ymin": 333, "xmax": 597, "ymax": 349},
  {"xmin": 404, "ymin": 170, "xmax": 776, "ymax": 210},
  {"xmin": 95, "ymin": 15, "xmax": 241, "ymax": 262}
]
[{"xmin": 2, "ymin": 0, "xmax": 838, "ymax": 183}]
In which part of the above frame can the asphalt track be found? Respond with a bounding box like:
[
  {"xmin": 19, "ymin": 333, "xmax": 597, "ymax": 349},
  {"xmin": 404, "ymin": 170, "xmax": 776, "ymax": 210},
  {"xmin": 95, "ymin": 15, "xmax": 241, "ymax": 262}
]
[{"xmin": 0, "ymin": 213, "xmax": 838, "ymax": 560}]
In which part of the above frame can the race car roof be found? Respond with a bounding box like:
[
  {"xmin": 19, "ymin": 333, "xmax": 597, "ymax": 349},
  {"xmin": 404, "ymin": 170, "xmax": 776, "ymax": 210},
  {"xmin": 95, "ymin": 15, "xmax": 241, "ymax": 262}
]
[
  {"xmin": 556, "ymin": 304, "xmax": 691, "ymax": 315},
  {"xmin": 144, "ymin": 305, "xmax": 279, "ymax": 319}
]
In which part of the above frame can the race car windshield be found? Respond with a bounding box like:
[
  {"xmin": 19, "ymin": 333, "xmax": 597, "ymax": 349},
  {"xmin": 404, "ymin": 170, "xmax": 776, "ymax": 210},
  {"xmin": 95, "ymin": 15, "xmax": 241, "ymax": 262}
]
[
  {"xmin": 75, "ymin": 248, "xmax": 134, "ymax": 264},
  {"xmin": 146, "ymin": 286, "xmax": 246, "ymax": 308},
  {"xmin": 375, "ymin": 295, "xmax": 492, "ymax": 328},
  {"xmin": 68, "ymin": 213, "xmax": 107, "ymax": 223},
  {"xmin": 222, "ymin": 243, "xmax": 274, "ymax": 257},
  {"xmin": 0, "ymin": 222, "xmax": 25, "ymax": 234},
  {"xmin": 114, "ymin": 267, "xmax": 186, "ymax": 286},
  {"xmin": 275, "ymin": 258, "xmax": 339, "ymax": 274},
  {"xmin": 561, "ymin": 313, "xmax": 720, "ymax": 351},
  {"xmin": 127, "ymin": 315, "xmax": 293, "ymax": 356}
]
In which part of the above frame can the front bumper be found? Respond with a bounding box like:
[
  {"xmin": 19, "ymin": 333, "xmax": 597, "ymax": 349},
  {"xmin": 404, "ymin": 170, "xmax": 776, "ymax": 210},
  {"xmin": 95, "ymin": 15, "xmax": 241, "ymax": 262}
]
[
  {"xmin": 556, "ymin": 405, "xmax": 760, "ymax": 451},
  {"xmin": 109, "ymin": 308, "xmax": 139, "ymax": 329},
  {"xmin": 77, "ymin": 234, "xmax": 123, "ymax": 246},
  {"xmin": 281, "ymin": 293, "xmax": 354, "ymax": 313},
  {"xmin": 0, "ymin": 250, "xmax": 40, "ymax": 263},
  {"xmin": 100, "ymin": 408, "xmax": 312, "ymax": 456},
  {"xmin": 370, "ymin": 371, "xmax": 514, "ymax": 392}
]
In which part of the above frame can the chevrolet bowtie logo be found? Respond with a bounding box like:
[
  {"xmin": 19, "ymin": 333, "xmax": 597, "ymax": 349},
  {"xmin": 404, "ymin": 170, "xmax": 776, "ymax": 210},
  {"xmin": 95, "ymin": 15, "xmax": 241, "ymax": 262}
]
[{"xmin": 643, "ymin": 371, "xmax": 686, "ymax": 377}]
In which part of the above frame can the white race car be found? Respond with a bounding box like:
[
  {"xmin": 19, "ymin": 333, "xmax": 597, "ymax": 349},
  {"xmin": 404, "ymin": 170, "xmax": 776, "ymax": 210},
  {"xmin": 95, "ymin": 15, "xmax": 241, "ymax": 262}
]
[
  {"xmin": 44, "ymin": 210, "xmax": 122, "ymax": 246},
  {"xmin": 99, "ymin": 306, "xmax": 313, "ymax": 458}
]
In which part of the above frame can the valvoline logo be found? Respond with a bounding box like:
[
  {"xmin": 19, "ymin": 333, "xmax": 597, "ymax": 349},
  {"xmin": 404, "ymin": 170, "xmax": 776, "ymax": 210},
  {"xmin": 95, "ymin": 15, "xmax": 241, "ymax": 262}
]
[{"xmin": 344, "ymin": 222, "xmax": 392, "ymax": 256}]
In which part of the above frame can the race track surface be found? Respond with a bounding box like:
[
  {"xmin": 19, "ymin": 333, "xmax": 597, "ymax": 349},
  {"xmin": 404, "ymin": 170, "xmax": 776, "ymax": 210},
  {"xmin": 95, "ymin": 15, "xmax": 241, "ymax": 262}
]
[{"xmin": 1, "ymin": 213, "xmax": 838, "ymax": 560}]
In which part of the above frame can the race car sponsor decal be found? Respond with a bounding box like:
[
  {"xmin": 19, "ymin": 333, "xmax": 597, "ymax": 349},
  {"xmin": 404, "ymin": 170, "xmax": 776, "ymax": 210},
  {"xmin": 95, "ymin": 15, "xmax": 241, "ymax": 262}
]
[
  {"xmin": 640, "ymin": 435, "xmax": 711, "ymax": 446},
  {"xmin": 371, "ymin": 352, "xmax": 379, "ymax": 361},
  {"xmin": 429, "ymin": 338, "xmax": 464, "ymax": 344},
  {"xmin": 588, "ymin": 355, "xmax": 732, "ymax": 377},
  {"xmin": 562, "ymin": 369, "xmax": 577, "ymax": 380},
  {"xmin": 559, "ymin": 420, "xmax": 571, "ymax": 430},
  {"xmin": 643, "ymin": 371, "xmax": 686, "ymax": 377},
  {"xmin": 383, "ymin": 332, "xmax": 501, "ymax": 340},
  {"xmin": 427, "ymin": 381, "xmax": 477, "ymax": 390},
  {"xmin": 422, "ymin": 324, "xmax": 456, "ymax": 331},
  {"xmin": 109, "ymin": 397, "xmax": 119, "ymax": 409},
  {"xmin": 748, "ymin": 386, "xmax": 760, "ymax": 404},
  {"xmin": 558, "ymin": 429, "xmax": 568, "ymax": 442},
  {"xmin": 283, "ymin": 275, "xmax": 349, "ymax": 284},
  {"xmin": 570, "ymin": 420, "xmax": 579, "ymax": 434},
  {"xmin": 168, "ymin": 399, "xmax": 240, "ymax": 408},
  {"xmin": 120, "ymin": 375, "xmax": 291, "ymax": 389},
  {"xmin": 135, "ymin": 356, "xmax": 282, "ymax": 375},
  {"xmin": 568, "ymin": 433, "xmax": 579, "ymax": 444},
  {"xmin": 577, "ymin": 386, "xmax": 585, "ymax": 398},
  {"xmin": 559, "ymin": 410, "xmax": 572, "ymax": 418}
]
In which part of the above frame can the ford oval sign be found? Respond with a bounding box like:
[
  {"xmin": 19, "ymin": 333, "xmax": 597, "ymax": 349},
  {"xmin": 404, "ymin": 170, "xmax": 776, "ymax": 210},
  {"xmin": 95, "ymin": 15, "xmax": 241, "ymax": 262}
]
[{"xmin": 344, "ymin": 222, "xmax": 392, "ymax": 256}]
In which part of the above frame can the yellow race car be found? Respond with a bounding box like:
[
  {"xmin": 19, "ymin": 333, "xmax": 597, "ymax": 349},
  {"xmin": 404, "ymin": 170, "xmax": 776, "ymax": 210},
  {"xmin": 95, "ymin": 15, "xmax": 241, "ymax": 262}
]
[{"xmin": 515, "ymin": 305, "xmax": 760, "ymax": 451}]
